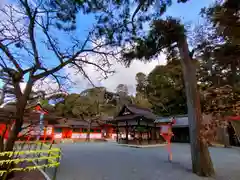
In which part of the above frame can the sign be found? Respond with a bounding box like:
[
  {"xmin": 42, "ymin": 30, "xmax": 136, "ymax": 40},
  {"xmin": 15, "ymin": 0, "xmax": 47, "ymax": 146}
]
[{"xmin": 46, "ymin": 127, "xmax": 52, "ymax": 135}]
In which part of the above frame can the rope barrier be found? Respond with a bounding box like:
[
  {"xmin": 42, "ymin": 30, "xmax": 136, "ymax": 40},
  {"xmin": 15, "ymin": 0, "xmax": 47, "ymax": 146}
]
[{"xmin": 0, "ymin": 141, "xmax": 61, "ymax": 179}]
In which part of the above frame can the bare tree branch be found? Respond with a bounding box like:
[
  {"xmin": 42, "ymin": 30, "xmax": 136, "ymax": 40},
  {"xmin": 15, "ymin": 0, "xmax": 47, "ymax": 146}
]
[
  {"xmin": 20, "ymin": 0, "xmax": 40, "ymax": 68},
  {"xmin": 0, "ymin": 42, "xmax": 23, "ymax": 73},
  {"xmin": 71, "ymin": 61, "xmax": 95, "ymax": 87}
]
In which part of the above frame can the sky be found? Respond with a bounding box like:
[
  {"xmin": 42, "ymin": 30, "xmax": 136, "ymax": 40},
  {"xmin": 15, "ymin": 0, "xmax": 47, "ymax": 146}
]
[
  {"xmin": 0, "ymin": 0, "xmax": 215, "ymax": 95},
  {"xmin": 65, "ymin": 0, "xmax": 214, "ymax": 94}
]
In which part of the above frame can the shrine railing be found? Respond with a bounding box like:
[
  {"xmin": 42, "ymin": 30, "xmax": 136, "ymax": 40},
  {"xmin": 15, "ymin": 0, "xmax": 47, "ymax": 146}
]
[{"xmin": 0, "ymin": 141, "xmax": 61, "ymax": 180}]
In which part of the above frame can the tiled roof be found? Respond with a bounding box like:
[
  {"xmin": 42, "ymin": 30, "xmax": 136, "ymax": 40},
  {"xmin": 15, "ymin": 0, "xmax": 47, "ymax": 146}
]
[
  {"xmin": 114, "ymin": 104, "xmax": 157, "ymax": 121},
  {"xmin": 173, "ymin": 116, "xmax": 188, "ymax": 127},
  {"xmin": 155, "ymin": 115, "xmax": 189, "ymax": 127}
]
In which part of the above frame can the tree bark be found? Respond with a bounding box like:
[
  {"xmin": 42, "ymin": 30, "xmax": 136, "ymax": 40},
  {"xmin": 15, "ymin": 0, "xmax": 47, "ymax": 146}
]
[
  {"xmin": 86, "ymin": 121, "xmax": 91, "ymax": 142},
  {"xmin": 178, "ymin": 37, "xmax": 215, "ymax": 177}
]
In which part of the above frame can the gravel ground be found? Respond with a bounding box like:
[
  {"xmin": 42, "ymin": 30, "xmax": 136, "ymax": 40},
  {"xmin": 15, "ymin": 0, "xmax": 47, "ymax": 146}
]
[
  {"xmin": 9, "ymin": 162, "xmax": 45, "ymax": 180},
  {"xmin": 9, "ymin": 171, "xmax": 45, "ymax": 180},
  {"xmin": 53, "ymin": 142, "xmax": 240, "ymax": 180}
]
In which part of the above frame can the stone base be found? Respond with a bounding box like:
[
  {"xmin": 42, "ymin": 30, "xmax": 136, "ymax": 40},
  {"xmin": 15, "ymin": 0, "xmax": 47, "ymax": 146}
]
[
  {"xmin": 118, "ymin": 143, "xmax": 166, "ymax": 148},
  {"xmin": 118, "ymin": 139, "xmax": 165, "ymax": 145},
  {"xmin": 54, "ymin": 138, "xmax": 107, "ymax": 144}
]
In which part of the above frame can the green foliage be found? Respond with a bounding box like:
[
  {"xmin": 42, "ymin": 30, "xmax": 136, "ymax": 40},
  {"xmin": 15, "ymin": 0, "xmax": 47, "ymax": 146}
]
[
  {"xmin": 197, "ymin": 0, "xmax": 240, "ymax": 110},
  {"xmin": 54, "ymin": 88, "xmax": 117, "ymax": 119},
  {"xmin": 115, "ymin": 84, "xmax": 132, "ymax": 111},
  {"xmin": 67, "ymin": 0, "xmax": 190, "ymax": 45},
  {"xmin": 201, "ymin": 0, "xmax": 240, "ymax": 44},
  {"xmin": 135, "ymin": 72, "xmax": 148, "ymax": 95},
  {"xmin": 40, "ymin": 99, "xmax": 49, "ymax": 106},
  {"xmin": 131, "ymin": 93, "xmax": 152, "ymax": 109},
  {"xmin": 123, "ymin": 17, "xmax": 185, "ymax": 66},
  {"xmin": 203, "ymin": 85, "xmax": 240, "ymax": 116},
  {"xmin": 146, "ymin": 60, "xmax": 187, "ymax": 116}
]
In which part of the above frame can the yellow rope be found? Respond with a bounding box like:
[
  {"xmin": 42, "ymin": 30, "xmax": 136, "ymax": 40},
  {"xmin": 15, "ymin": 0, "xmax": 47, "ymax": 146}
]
[{"xmin": 0, "ymin": 142, "xmax": 61, "ymax": 175}]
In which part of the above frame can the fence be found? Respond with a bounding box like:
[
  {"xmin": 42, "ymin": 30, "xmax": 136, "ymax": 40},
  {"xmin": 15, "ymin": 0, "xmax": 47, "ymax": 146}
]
[{"xmin": 0, "ymin": 141, "xmax": 61, "ymax": 180}]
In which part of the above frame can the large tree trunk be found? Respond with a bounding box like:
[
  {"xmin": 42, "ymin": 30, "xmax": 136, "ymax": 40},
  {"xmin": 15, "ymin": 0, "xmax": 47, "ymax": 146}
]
[
  {"xmin": 178, "ymin": 37, "xmax": 215, "ymax": 177},
  {"xmin": 0, "ymin": 78, "xmax": 32, "ymax": 179},
  {"xmin": 5, "ymin": 101, "xmax": 26, "ymax": 151},
  {"xmin": 0, "ymin": 102, "xmax": 26, "ymax": 179}
]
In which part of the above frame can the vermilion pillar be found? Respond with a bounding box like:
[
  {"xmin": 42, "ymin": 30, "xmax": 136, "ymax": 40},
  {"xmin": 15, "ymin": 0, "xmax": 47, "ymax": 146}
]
[{"xmin": 108, "ymin": 126, "xmax": 113, "ymax": 138}]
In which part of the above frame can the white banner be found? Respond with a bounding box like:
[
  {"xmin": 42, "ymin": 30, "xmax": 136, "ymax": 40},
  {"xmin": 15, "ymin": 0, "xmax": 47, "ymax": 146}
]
[
  {"xmin": 71, "ymin": 133, "xmax": 81, "ymax": 139},
  {"xmin": 111, "ymin": 133, "xmax": 117, "ymax": 140},
  {"xmin": 54, "ymin": 133, "xmax": 62, "ymax": 139},
  {"xmin": 71, "ymin": 133, "xmax": 102, "ymax": 139},
  {"xmin": 90, "ymin": 133, "xmax": 102, "ymax": 139}
]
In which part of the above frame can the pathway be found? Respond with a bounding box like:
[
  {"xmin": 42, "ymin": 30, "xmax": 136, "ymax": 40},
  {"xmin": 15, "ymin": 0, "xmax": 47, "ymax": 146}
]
[{"xmin": 53, "ymin": 143, "xmax": 240, "ymax": 180}]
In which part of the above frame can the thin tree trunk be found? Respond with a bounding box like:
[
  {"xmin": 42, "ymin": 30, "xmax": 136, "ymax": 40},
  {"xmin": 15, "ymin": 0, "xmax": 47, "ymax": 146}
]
[
  {"xmin": 178, "ymin": 37, "xmax": 215, "ymax": 177},
  {"xmin": 86, "ymin": 121, "xmax": 91, "ymax": 142}
]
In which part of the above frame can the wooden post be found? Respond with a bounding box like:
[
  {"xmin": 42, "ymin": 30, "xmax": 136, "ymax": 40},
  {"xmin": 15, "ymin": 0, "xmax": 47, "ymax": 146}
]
[
  {"xmin": 116, "ymin": 123, "xmax": 119, "ymax": 143},
  {"xmin": 52, "ymin": 151, "xmax": 61, "ymax": 180},
  {"xmin": 126, "ymin": 121, "xmax": 129, "ymax": 144},
  {"xmin": 44, "ymin": 143, "xmax": 53, "ymax": 172},
  {"xmin": 36, "ymin": 141, "xmax": 43, "ymax": 164},
  {"xmin": 133, "ymin": 126, "xmax": 136, "ymax": 142},
  {"xmin": 43, "ymin": 127, "xmax": 47, "ymax": 143},
  {"xmin": 147, "ymin": 124, "xmax": 150, "ymax": 144}
]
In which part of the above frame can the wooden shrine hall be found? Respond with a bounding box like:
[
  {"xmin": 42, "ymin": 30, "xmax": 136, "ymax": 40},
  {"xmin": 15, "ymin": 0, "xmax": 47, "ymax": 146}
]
[{"xmin": 109, "ymin": 104, "xmax": 164, "ymax": 145}]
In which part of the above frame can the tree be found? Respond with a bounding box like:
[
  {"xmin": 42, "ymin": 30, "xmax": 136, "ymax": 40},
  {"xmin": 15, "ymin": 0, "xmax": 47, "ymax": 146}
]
[
  {"xmin": 196, "ymin": 1, "xmax": 240, "ymax": 114},
  {"xmin": 203, "ymin": 0, "xmax": 240, "ymax": 45},
  {"xmin": 115, "ymin": 84, "xmax": 132, "ymax": 111},
  {"xmin": 133, "ymin": 72, "xmax": 152, "ymax": 109},
  {"xmin": 64, "ymin": 0, "xmax": 217, "ymax": 176},
  {"xmin": 198, "ymin": 0, "xmax": 240, "ymax": 87},
  {"xmin": 122, "ymin": 17, "xmax": 215, "ymax": 176},
  {"xmin": 0, "ymin": 0, "xmax": 120, "ymax": 154},
  {"xmin": 55, "ymin": 88, "xmax": 116, "ymax": 141},
  {"xmin": 131, "ymin": 93, "xmax": 152, "ymax": 109},
  {"xmin": 116, "ymin": 84, "xmax": 129, "ymax": 97},
  {"xmin": 135, "ymin": 72, "xmax": 148, "ymax": 96},
  {"xmin": 146, "ymin": 60, "xmax": 187, "ymax": 116},
  {"xmin": 75, "ymin": 0, "xmax": 214, "ymax": 175}
]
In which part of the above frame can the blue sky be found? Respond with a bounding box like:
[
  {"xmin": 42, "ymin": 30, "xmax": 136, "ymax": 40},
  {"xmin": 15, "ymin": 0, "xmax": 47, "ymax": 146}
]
[
  {"xmin": 66, "ymin": 0, "xmax": 214, "ymax": 93},
  {"xmin": 165, "ymin": 0, "xmax": 213, "ymax": 22},
  {"xmin": 0, "ymin": 0, "xmax": 214, "ymax": 94}
]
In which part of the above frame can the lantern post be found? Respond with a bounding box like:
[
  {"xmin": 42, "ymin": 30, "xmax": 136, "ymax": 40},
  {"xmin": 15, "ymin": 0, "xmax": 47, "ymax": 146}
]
[{"xmin": 160, "ymin": 117, "xmax": 176, "ymax": 162}]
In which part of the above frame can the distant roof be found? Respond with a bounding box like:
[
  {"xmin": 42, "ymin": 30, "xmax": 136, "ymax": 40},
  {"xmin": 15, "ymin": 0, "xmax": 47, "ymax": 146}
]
[
  {"xmin": 114, "ymin": 104, "xmax": 157, "ymax": 121},
  {"xmin": 155, "ymin": 115, "xmax": 189, "ymax": 127},
  {"xmin": 173, "ymin": 116, "xmax": 188, "ymax": 127},
  {"xmin": 155, "ymin": 117, "xmax": 172, "ymax": 123},
  {"xmin": 54, "ymin": 118, "xmax": 105, "ymax": 127}
]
